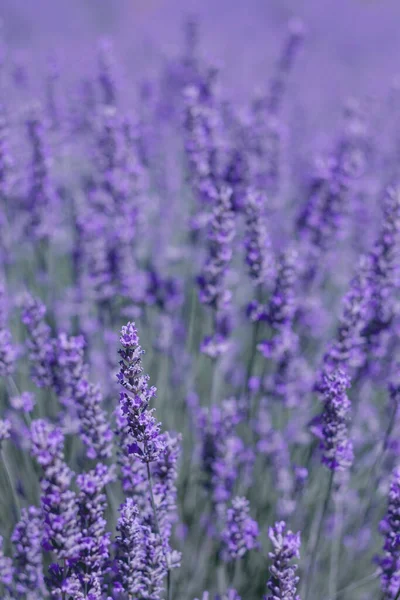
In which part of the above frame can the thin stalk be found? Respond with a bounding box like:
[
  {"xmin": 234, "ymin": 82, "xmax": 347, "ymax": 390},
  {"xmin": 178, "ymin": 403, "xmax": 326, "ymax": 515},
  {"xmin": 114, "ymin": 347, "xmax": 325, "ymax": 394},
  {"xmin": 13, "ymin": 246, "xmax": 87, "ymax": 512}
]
[
  {"xmin": 209, "ymin": 357, "xmax": 219, "ymax": 405},
  {"xmin": 326, "ymin": 570, "xmax": 379, "ymax": 600},
  {"xmin": 328, "ymin": 488, "xmax": 343, "ymax": 599},
  {"xmin": 246, "ymin": 321, "xmax": 262, "ymax": 421},
  {"xmin": 304, "ymin": 470, "xmax": 334, "ymax": 600},
  {"xmin": 0, "ymin": 446, "xmax": 20, "ymax": 523}
]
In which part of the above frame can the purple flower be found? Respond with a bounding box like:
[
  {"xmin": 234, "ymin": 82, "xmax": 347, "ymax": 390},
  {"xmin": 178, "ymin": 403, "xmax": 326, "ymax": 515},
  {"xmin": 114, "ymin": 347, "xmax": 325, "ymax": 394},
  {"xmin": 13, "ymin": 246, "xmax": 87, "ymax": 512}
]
[
  {"xmin": 363, "ymin": 183, "xmax": 400, "ymax": 356},
  {"xmin": 30, "ymin": 419, "xmax": 82, "ymax": 566},
  {"xmin": 265, "ymin": 521, "xmax": 301, "ymax": 600},
  {"xmin": 197, "ymin": 185, "xmax": 236, "ymax": 356},
  {"xmin": 0, "ymin": 284, "xmax": 16, "ymax": 377},
  {"xmin": 76, "ymin": 463, "xmax": 113, "ymax": 585},
  {"xmin": 54, "ymin": 332, "xmax": 113, "ymax": 460},
  {"xmin": 183, "ymin": 74, "xmax": 220, "ymax": 210},
  {"xmin": 258, "ymin": 248, "xmax": 297, "ymax": 357},
  {"xmin": 24, "ymin": 107, "xmax": 57, "ymax": 241},
  {"xmin": 313, "ymin": 370, "xmax": 354, "ymax": 472},
  {"xmin": 0, "ymin": 418, "xmax": 11, "ymax": 442},
  {"xmin": 10, "ymin": 391, "xmax": 36, "ymax": 413},
  {"xmin": 115, "ymin": 405, "xmax": 148, "ymax": 496},
  {"xmin": 198, "ymin": 399, "xmax": 246, "ymax": 509},
  {"xmin": 0, "ymin": 104, "xmax": 13, "ymax": 203},
  {"xmin": 98, "ymin": 38, "xmax": 117, "ymax": 107},
  {"xmin": 11, "ymin": 506, "xmax": 46, "ymax": 596},
  {"xmin": 267, "ymin": 18, "xmax": 305, "ymax": 115},
  {"xmin": 152, "ymin": 432, "xmax": 181, "ymax": 548},
  {"xmin": 115, "ymin": 498, "xmax": 166, "ymax": 600},
  {"xmin": 117, "ymin": 322, "xmax": 165, "ymax": 463},
  {"xmin": 0, "ymin": 535, "xmax": 13, "ymax": 591},
  {"xmin": 0, "ymin": 328, "xmax": 15, "ymax": 378},
  {"xmin": 317, "ymin": 256, "xmax": 370, "ymax": 381},
  {"xmin": 221, "ymin": 496, "xmax": 259, "ymax": 561},
  {"xmin": 244, "ymin": 188, "xmax": 274, "ymax": 286},
  {"xmin": 378, "ymin": 466, "xmax": 400, "ymax": 599},
  {"xmin": 197, "ymin": 185, "xmax": 235, "ymax": 310},
  {"xmin": 21, "ymin": 294, "xmax": 54, "ymax": 388}
]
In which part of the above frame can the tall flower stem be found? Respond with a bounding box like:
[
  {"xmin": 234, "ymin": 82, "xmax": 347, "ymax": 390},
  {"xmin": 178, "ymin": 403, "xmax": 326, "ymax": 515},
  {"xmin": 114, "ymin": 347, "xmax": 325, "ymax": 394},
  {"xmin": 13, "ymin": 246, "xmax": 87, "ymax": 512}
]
[
  {"xmin": 0, "ymin": 446, "xmax": 19, "ymax": 523},
  {"xmin": 329, "ymin": 487, "xmax": 343, "ymax": 599},
  {"xmin": 304, "ymin": 470, "xmax": 334, "ymax": 600}
]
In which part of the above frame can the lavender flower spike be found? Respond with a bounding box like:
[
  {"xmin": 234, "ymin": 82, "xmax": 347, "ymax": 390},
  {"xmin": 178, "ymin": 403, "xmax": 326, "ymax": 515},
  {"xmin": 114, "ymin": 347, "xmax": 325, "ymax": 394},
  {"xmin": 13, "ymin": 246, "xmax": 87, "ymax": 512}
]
[
  {"xmin": 117, "ymin": 322, "xmax": 165, "ymax": 462},
  {"xmin": 315, "ymin": 370, "xmax": 354, "ymax": 472},
  {"xmin": 378, "ymin": 466, "xmax": 400, "ymax": 599},
  {"xmin": 76, "ymin": 463, "xmax": 113, "ymax": 587},
  {"xmin": 21, "ymin": 294, "xmax": 54, "ymax": 388},
  {"xmin": 115, "ymin": 498, "xmax": 166, "ymax": 600},
  {"xmin": 197, "ymin": 185, "xmax": 235, "ymax": 311},
  {"xmin": 0, "ymin": 328, "xmax": 15, "ymax": 378},
  {"xmin": 265, "ymin": 521, "xmax": 301, "ymax": 600},
  {"xmin": 221, "ymin": 496, "xmax": 259, "ymax": 561},
  {"xmin": 30, "ymin": 419, "xmax": 81, "ymax": 565},
  {"xmin": 244, "ymin": 188, "xmax": 274, "ymax": 286},
  {"xmin": 11, "ymin": 506, "xmax": 46, "ymax": 597}
]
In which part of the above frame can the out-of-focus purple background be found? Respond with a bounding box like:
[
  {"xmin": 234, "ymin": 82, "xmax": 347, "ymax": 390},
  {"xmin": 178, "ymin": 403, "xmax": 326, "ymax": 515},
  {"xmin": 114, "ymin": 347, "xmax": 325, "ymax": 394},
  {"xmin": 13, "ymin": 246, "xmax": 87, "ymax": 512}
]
[{"xmin": 1, "ymin": 0, "xmax": 398, "ymax": 123}]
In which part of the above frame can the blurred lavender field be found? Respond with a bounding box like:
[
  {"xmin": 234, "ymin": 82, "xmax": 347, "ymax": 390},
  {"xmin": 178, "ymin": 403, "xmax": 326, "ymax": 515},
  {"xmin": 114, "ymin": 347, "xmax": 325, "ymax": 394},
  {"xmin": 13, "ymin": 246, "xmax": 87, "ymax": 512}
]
[{"xmin": 1, "ymin": 1, "xmax": 400, "ymax": 599}]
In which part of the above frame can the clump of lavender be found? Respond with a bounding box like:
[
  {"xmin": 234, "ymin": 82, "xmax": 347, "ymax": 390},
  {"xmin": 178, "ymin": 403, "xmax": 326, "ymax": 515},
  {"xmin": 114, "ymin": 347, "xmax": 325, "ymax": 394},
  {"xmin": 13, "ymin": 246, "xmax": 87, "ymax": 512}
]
[
  {"xmin": 10, "ymin": 391, "xmax": 35, "ymax": 413},
  {"xmin": 362, "ymin": 183, "xmax": 400, "ymax": 358},
  {"xmin": 0, "ymin": 104, "xmax": 13, "ymax": 204},
  {"xmin": 258, "ymin": 248, "xmax": 297, "ymax": 358},
  {"xmin": 313, "ymin": 370, "xmax": 354, "ymax": 472},
  {"xmin": 98, "ymin": 38, "xmax": 118, "ymax": 107},
  {"xmin": 11, "ymin": 506, "xmax": 46, "ymax": 597},
  {"xmin": 30, "ymin": 420, "xmax": 82, "ymax": 567},
  {"xmin": 243, "ymin": 188, "xmax": 274, "ymax": 287},
  {"xmin": 22, "ymin": 297, "xmax": 113, "ymax": 459},
  {"xmin": 317, "ymin": 257, "xmax": 370, "ymax": 381},
  {"xmin": 0, "ymin": 328, "xmax": 15, "ymax": 378},
  {"xmin": 24, "ymin": 107, "xmax": 57, "ymax": 242},
  {"xmin": 198, "ymin": 398, "xmax": 246, "ymax": 510},
  {"xmin": 115, "ymin": 498, "xmax": 166, "ymax": 600},
  {"xmin": 76, "ymin": 463, "xmax": 113, "ymax": 588},
  {"xmin": 117, "ymin": 321, "xmax": 165, "ymax": 463},
  {"xmin": 183, "ymin": 71, "xmax": 220, "ymax": 211},
  {"xmin": 0, "ymin": 536, "xmax": 13, "ymax": 594},
  {"xmin": 378, "ymin": 466, "xmax": 400, "ymax": 599},
  {"xmin": 265, "ymin": 521, "xmax": 301, "ymax": 600},
  {"xmin": 267, "ymin": 18, "xmax": 305, "ymax": 115},
  {"xmin": 55, "ymin": 332, "xmax": 113, "ymax": 460},
  {"xmin": 115, "ymin": 404, "xmax": 148, "ymax": 498},
  {"xmin": 0, "ymin": 105, "xmax": 14, "ymax": 268},
  {"xmin": 0, "ymin": 419, "xmax": 11, "ymax": 443},
  {"xmin": 21, "ymin": 294, "xmax": 54, "ymax": 388},
  {"xmin": 220, "ymin": 496, "xmax": 259, "ymax": 561},
  {"xmin": 197, "ymin": 185, "xmax": 236, "ymax": 356},
  {"xmin": 152, "ymin": 432, "xmax": 181, "ymax": 549},
  {"xmin": 0, "ymin": 283, "xmax": 15, "ymax": 378},
  {"xmin": 45, "ymin": 56, "xmax": 60, "ymax": 131},
  {"xmin": 198, "ymin": 185, "xmax": 235, "ymax": 309}
]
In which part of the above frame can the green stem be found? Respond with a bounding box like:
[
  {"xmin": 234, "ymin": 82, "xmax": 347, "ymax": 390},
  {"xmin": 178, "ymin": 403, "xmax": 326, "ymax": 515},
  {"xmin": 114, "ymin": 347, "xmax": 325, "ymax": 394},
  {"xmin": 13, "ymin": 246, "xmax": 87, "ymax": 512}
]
[
  {"xmin": 328, "ymin": 487, "xmax": 343, "ymax": 599},
  {"xmin": 0, "ymin": 446, "xmax": 20, "ymax": 523}
]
